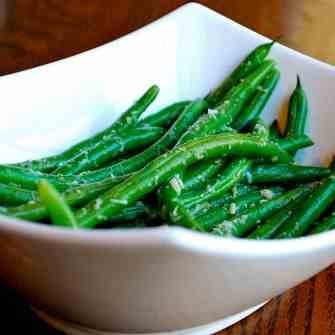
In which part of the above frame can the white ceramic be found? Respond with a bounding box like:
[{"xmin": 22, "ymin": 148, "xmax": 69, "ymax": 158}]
[{"xmin": 1, "ymin": 2, "xmax": 335, "ymax": 334}]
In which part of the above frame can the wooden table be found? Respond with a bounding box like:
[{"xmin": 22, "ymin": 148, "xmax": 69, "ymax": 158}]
[{"xmin": 1, "ymin": 1, "xmax": 335, "ymax": 334}]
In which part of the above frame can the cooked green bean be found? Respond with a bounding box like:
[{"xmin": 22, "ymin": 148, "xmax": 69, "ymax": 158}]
[
  {"xmin": 38, "ymin": 180, "xmax": 78, "ymax": 228},
  {"xmin": 111, "ymin": 219, "xmax": 149, "ymax": 229},
  {"xmin": 180, "ymin": 158, "xmax": 251, "ymax": 209},
  {"xmin": 309, "ymin": 212, "xmax": 335, "ymax": 235},
  {"xmin": 53, "ymin": 127, "xmax": 164, "ymax": 175},
  {"xmin": 15, "ymin": 85, "xmax": 160, "ymax": 172},
  {"xmin": 182, "ymin": 159, "xmax": 225, "ymax": 191},
  {"xmin": 277, "ymin": 135, "xmax": 313, "ymax": 153},
  {"xmin": 184, "ymin": 118, "xmax": 269, "ymax": 208},
  {"xmin": 0, "ymin": 183, "xmax": 37, "ymax": 206},
  {"xmin": 233, "ymin": 68, "xmax": 280, "ymax": 130},
  {"xmin": 179, "ymin": 60, "xmax": 275, "ymax": 145},
  {"xmin": 1, "ymin": 178, "xmax": 146, "ymax": 222},
  {"xmin": 177, "ymin": 184, "xmax": 262, "ymax": 219},
  {"xmin": 205, "ymin": 41, "xmax": 274, "ymax": 108},
  {"xmin": 77, "ymin": 100, "xmax": 207, "ymax": 182},
  {"xmin": 0, "ymin": 165, "xmax": 127, "ymax": 191},
  {"xmin": 159, "ymin": 126, "xmax": 235, "ymax": 221},
  {"xmin": 276, "ymin": 176, "xmax": 335, "ymax": 238},
  {"xmin": 186, "ymin": 188, "xmax": 285, "ymax": 231},
  {"xmin": 246, "ymin": 164, "xmax": 330, "ymax": 184},
  {"xmin": 75, "ymin": 133, "xmax": 292, "ymax": 229},
  {"xmin": 248, "ymin": 193, "xmax": 310, "ymax": 239},
  {"xmin": 213, "ymin": 185, "xmax": 311, "ymax": 237},
  {"xmin": 139, "ymin": 101, "xmax": 190, "ymax": 127},
  {"xmin": 285, "ymin": 76, "xmax": 308, "ymax": 137},
  {"xmin": 169, "ymin": 118, "xmax": 269, "ymax": 225}
]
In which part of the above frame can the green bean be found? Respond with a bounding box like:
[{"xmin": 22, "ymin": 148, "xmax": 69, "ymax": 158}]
[
  {"xmin": 0, "ymin": 183, "xmax": 37, "ymax": 206},
  {"xmin": 180, "ymin": 158, "xmax": 251, "ymax": 209},
  {"xmin": 177, "ymin": 184, "xmax": 261, "ymax": 218},
  {"xmin": 0, "ymin": 165, "xmax": 127, "ymax": 191},
  {"xmin": 38, "ymin": 180, "xmax": 78, "ymax": 228},
  {"xmin": 180, "ymin": 118, "xmax": 269, "ymax": 208},
  {"xmin": 169, "ymin": 118, "xmax": 269, "ymax": 225},
  {"xmin": 0, "ymin": 165, "xmax": 81, "ymax": 190},
  {"xmin": 54, "ymin": 126, "xmax": 164, "ymax": 175},
  {"xmin": 111, "ymin": 219, "xmax": 149, "ymax": 229},
  {"xmin": 277, "ymin": 135, "xmax": 313, "ymax": 153},
  {"xmin": 139, "ymin": 101, "xmax": 190, "ymax": 127},
  {"xmin": 75, "ymin": 133, "xmax": 292, "ymax": 229},
  {"xmin": 269, "ymin": 120, "xmax": 282, "ymax": 140},
  {"xmin": 205, "ymin": 42, "xmax": 275, "ymax": 108},
  {"xmin": 309, "ymin": 212, "xmax": 335, "ymax": 235},
  {"xmin": 285, "ymin": 76, "xmax": 308, "ymax": 137},
  {"xmin": 246, "ymin": 164, "xmax": 330, "ymax": 184},
  {"xmin": 179, "ymin": 60, "xmax": 275, "ymax": 145},
  {"xmin": 1, "ymin": 178, "xmax": 146, "ymax": 222},
  {"xmin": 276, "ymin": 176, "xmax": 335, "ymax": 238},
  {"xmin": 158, "ymin": 126, "xmax": 236, "ymax": 219},
  {"xmin": 15, "ymin": 85, "xmax": 160, "ymax": 172},
  {"xmin": 191, "ymin": 184, "xmax": 261, "ymax": 213},
  {"xmin": 248, "ymin": 192, "xmax": 311, "ymax": 239},
  {"xmin": 109, "ymin": 85, "xmax": 160, "ymax": 131},
  {"xmin": 168, "ymin": 158, "xmax": 250, "ymax": 226},
  {"xmin": 78, "ymin": 100, "xmax": 207, "ymax": 182},
  {"xmin": 213, "ymin": 185, "xmax": 311, "ymax": 237},
  {"xmin": 182, "ymin": 159, "xmax": 225, "ymax": 191},
  {"xmin": 187, "ymin": 188, "xmax": 285, "ymax": 231},
  {"xmin": 232, "ymin": 68, "xmax": 280, "ymax": 130}
]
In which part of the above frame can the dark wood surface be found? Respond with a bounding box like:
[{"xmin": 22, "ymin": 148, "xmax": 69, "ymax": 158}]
[{"xmin": 1, "ymin": 1, "xmax": 335, "ymax": 334}]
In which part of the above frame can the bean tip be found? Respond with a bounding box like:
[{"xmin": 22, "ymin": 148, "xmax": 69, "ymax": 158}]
[{"xmin": 296, "ymin": 75, "xmax": 302, "ymax": 88}]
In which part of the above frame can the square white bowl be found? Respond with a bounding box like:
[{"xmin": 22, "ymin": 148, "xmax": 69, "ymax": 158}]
[{"xmin": 1, "ymin": 3, "xmax": 335, "ymax": 334}]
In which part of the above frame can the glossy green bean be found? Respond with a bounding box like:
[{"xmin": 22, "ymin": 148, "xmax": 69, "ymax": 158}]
[
  {"xmin": 158, "ymin": 126, "xmax": 235, "ymax": 220},
  {"xmin": 111, "ymin": 219, "xmax": 149, "ymax": 229},
  {"xmin": 38, "ymin": 180, "xmax": 78, "ymax": 228},
  {"xmin": 0, "ymin": 178, "xmax": 146, "ymax": 222},
  {"xmin": 276, "ymin": 176, "xmax": 335, "ymax": 238},
  {"xmin": 182, "ymin": 159, "xmax": 225, "ymax": 191},
  {"xmin": 193, "ymin": 119, "xmax": 269, "ymax": 207},
  {"xmin": 178, "ymin": 184, "xmax": 261, "ymax": 218},
  {"xmin": 54, "ymin": 127, "xmax": 164, "ymax": 175},
  {"xmin": 213, "ymin": 185, "xmax": 311, "ymax": 237},
  {"xmin": 277, "ymin": 135, "xmax": 313, "ymax": 153},
  {"xmin": 205, "ymin": 42, "xmax": 275, "ymax": 108},
  {"xmin": 15, "ymin": 85, "xmax": 160, "ymax": 172},
  {"xmin": 75, "ymin": 133, "xmax": 292, "ymax": 229},
  {"xmin": 248, "ymin": 193, "xmax": 310, "ymax": 239},
  {"xmin": 78, "ymin": 100, "xmax": 207, "ymax": 182},
  {"xmin": 232, "ymin": 68, "xmax": 280, "ymax": 130},
  {"xmin": 170, "ymin": 118, "xmax": 269, "ymax": 224},
  {"xmin": 246, "ymin": 164, "xmax": 330, "ymax": 184},
  {"xmin": 309, "ymin": 212, "xmax": 335, "ymax": 235},
  {"xmin": 180, "ymin": 158, "xmax": 251, "ymax": 209},
  {"xmin": 139, "ymin": 101, "xmax": 190, "ymax": 127},
  {"xmin": 285, "ymin": 76, "xmax": 308, "ymax": 137},
  {"xmin": 179, "ymin": 60, "xmax": 275, "ymax": 145},
  {"xmin": 0, "ymin": 183, "xmax": 37, "ymax": 206},
  {"xmin": 195, "ymin": 188, "xmax": 285, "ymax": 232},
  {"xmin": 0, "ymin": 165, "xmax": 127, "ymax": 191}
]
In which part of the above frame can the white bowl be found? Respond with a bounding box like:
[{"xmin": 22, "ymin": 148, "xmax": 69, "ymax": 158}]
[{"xmin": 1, "ymin": 3, "xmax": 335, "ymax": 334}]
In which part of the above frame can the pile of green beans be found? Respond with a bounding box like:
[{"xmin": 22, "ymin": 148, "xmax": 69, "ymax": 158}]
[{"xmin": 2, "ymin": 41, "xmax": 335, "ymax": 240}]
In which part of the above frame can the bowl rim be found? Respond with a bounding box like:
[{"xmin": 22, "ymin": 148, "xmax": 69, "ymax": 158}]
[{"xmin": 1, "ymin": 2, "xmax": 335, "ymax": 256}]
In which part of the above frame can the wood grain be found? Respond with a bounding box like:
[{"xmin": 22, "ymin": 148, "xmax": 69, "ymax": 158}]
[{"xmin": 1, "ymin": 1, "xmax": 335, "ymax": 334}]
